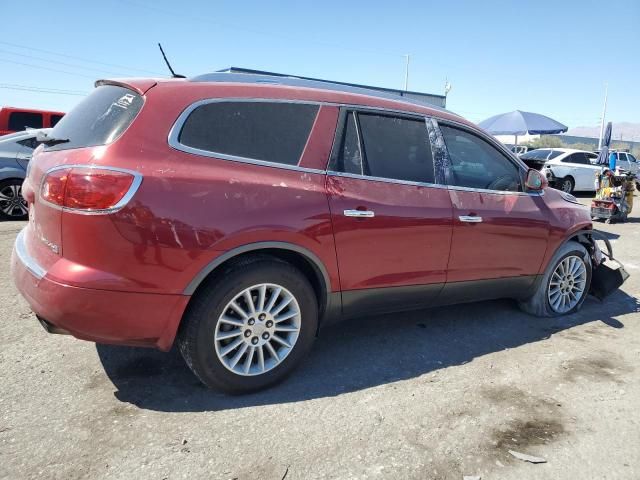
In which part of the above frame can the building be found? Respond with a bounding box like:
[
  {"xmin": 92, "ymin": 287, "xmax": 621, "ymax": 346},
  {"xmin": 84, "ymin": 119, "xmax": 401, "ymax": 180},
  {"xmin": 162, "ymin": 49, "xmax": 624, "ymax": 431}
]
[{"xmin": 218, "ymin": 67, "xmax": 447, "ymax": 108}]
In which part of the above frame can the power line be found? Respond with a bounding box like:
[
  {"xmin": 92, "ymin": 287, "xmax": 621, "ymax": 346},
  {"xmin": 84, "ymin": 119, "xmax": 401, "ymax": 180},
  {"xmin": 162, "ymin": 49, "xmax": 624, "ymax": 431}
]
[
  {"xmin": 0, "ymin": 49, "xmax": 129, "ymax": 77},
  {"xmin": 0, "ymin": 57, "xmax": 99, "ymax": 80},
  {"xmin": 0, "ymin": 83, "xmax": 88, "ymax": 96},
  {"xmin": 0, "ymin": 40, "xmax": 165, "ymax": 76}
]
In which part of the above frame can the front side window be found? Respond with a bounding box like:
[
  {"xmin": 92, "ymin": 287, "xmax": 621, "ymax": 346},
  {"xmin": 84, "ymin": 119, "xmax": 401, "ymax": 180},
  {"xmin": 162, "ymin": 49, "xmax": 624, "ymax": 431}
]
[
  {"xmin": 356, "ymin": 113, "xmax": 434, "ymax": 184},
  {"xmin": 629, "ymin": 154, "xmax": 638, "ymax": 163},
  {"xmin": 178, "ymin": 101, "xmax": 319, "ymax": 166},
  {"xmin": 8, "ymin": 112, "xmax": 43, "ymax": 131},
  {"xmin": 440, "ymin": 124, "xmax": 521, "ymax": 192}
]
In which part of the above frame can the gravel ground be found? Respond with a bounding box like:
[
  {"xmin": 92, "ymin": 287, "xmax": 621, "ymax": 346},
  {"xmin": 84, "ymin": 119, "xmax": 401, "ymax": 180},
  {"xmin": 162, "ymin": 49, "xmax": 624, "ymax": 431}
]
[{"xmin": 1, "ymin": 194, "xmax": 639, "ymax": 480}]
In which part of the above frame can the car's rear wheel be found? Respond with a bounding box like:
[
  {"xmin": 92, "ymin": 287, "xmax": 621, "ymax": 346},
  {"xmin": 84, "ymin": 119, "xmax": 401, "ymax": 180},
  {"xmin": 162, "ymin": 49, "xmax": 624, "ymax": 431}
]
[
  {"xmin": 518, "ymin": 241, "xmax": 591, "ymax": 317},
  {"xmin": 560, "ymin": 177, "xmax": 575, "ymax": 194},
  {"xmin": 0, "ymin": 179, "xmax": 28, "ymax": 220},
  {"xmin": 177, "ymin": 256, "xmax": 318, "ymax": 393}
]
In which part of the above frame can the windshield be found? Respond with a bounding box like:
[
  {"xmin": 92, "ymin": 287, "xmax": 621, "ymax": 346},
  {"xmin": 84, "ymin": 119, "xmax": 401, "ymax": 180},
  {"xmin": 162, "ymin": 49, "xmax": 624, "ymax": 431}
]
[
  {"xmin": 44, "ymin": 85, "xmax": 143, "ymax": 151},
  {"xmin": 521, "ymin": 149, "xmax": 562, "ymax": 161}
]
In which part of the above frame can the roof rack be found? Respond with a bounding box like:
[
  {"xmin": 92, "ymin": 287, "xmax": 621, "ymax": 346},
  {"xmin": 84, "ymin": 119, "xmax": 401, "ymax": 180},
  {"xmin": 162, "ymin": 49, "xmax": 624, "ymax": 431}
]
[{"xmin": 189, "ymin": 72, "xmax": 451, "ymax": 114}]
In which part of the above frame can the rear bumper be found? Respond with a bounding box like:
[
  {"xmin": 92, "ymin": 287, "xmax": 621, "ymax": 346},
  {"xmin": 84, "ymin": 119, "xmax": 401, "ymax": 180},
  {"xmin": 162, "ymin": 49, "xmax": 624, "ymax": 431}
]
[{"xmin": 11, "ymin": 228, "xmax": 189, "ymax": 351}]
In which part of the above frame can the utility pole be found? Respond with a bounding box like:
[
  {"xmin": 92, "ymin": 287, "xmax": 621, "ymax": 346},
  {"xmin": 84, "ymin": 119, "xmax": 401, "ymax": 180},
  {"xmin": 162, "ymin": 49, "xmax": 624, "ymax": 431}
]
[
  {"xmin": 403, "ymin": 54, "xmax": 410, "ymax": 91},
  {"xmin": 598, "ymin": 82, "xmax": 608, "ymax": 149}
]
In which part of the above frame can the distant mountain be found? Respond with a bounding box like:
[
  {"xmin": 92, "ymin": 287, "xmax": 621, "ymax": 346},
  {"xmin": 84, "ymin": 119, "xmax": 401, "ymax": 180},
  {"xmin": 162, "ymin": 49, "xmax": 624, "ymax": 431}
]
[{"xmin": 564, "ymin": 122, "xmax": 640, "ymax": 142}]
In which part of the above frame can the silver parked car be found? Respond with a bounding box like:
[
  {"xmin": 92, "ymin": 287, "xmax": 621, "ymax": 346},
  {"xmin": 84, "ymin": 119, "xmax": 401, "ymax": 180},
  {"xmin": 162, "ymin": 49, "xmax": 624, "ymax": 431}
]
[{"xmin": 0, "ymin": 129, "xmax": 50, "ymax": 220}]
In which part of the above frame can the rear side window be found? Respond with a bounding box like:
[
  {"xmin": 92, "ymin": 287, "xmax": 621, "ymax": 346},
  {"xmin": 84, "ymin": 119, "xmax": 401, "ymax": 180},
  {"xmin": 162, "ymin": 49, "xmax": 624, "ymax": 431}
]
[
  {"xmin": 50, "ymin": 114, "xmax": 64, "ymax": 127},
  {"xmin": 45, "ymin": 85, "xmax": 143, "ymax": 151},
  {"xmin": 356, "ymin": 113, "xmax": 434, "ymax": 184},
  {"xmin": 9, "ymin": 112, "xmax": 43, "ymax": 130},
  {"xmin": 177, "ymin": 101, "xmax": 319, "ymax": 166}
]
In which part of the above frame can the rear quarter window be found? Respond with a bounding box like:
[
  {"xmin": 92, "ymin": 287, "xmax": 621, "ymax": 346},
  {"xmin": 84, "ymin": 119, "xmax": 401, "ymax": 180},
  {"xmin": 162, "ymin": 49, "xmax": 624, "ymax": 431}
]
[
  {"xmin": 44, "ymin": 85, "xmax": 143, "ymax": 151},
  {"xmin": 176, "ymin": 101, "xmax": 319, "ymax": 166}
]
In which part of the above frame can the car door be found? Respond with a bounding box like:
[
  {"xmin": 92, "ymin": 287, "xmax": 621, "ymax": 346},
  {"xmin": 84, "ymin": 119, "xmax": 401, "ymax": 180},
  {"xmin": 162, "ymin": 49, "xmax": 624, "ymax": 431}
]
[
  {"xmin": 436, "ymin": 122, "xmax": 550, "ymax": 302},
  {"xmin": 562, "ymin": 152, "xmax": 599, "ymax": 191},
  {"xmin": 326, "ymin": 110, "xmax": 453, "ymax": 316}
]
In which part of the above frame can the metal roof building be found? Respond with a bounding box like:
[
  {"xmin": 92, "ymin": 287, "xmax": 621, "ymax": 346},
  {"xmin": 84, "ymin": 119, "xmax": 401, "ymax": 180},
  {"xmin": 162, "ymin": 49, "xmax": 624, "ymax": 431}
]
[{"xmin": 217, "ymin": 67, "xmax": 447, "ymax": 108}]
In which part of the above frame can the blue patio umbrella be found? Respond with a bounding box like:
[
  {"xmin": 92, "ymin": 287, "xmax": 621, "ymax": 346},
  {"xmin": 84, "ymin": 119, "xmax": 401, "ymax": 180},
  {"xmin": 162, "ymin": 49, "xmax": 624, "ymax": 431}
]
[{"xmin": 478, "ymin": 110, "xmax": 568, "ymax": 146}]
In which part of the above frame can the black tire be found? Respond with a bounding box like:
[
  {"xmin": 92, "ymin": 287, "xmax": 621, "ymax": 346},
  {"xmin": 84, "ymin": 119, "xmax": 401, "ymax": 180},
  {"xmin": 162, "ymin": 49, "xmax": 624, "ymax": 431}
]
[
  {"xmin": 0, "ymin": 178, "xmax": 28, "ymax": 220},
  {"xmin": 177, "ymin": 256, "xmax": 318, "ymax": 393},
  {"xmin": 560, "ymin": 177, "xmax": 575, "ymax": 194},
  {"xmin": 518, "ymin": 241, "xmax": 592, "ymax": 317}
]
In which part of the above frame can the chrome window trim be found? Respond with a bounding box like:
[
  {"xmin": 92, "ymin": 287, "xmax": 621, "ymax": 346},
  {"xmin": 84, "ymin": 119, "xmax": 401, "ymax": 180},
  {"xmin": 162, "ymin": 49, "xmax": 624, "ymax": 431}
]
[
  {"xmin": 14, "ymin": 228, "xmax": 46, "ymax": 279},
  {"xmin": 39, "ymin": 164, "xmax": 143, "ymax": 215},
  {"xmin": 167, "ymin": 98, "xmax": 325, "ymax": 175},
  {"xmin": 327, "ymin": 170, "xmax": 448, "ymax": 190}
]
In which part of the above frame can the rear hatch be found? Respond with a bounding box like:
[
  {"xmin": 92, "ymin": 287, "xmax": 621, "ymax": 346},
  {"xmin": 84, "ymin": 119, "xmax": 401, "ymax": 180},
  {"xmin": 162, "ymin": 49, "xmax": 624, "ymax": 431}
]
[{"xmin": 23, "ymin": 84, "xmax": 145, "ymax": 273}]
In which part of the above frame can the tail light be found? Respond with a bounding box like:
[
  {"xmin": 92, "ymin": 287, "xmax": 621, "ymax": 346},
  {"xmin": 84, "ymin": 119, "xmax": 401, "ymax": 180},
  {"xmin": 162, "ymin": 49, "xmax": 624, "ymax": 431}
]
[{"xmin": 41, "ymin": 166, "xmax": 142, "ymax": 213}]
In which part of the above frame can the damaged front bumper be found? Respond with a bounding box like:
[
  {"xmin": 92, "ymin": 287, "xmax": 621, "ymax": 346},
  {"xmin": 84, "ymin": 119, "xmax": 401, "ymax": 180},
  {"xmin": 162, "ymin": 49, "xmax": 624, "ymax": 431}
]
[{"xmin": 589, "ymin": 231, "xmax": 630, "ymax": 300}]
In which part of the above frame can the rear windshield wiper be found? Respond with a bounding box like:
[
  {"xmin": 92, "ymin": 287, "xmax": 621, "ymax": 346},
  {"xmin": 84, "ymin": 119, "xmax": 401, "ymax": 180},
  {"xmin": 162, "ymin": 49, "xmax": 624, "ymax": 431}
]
[{"xmin": 36, "ymin": 131, "xmax": 70, "ymax": 146}]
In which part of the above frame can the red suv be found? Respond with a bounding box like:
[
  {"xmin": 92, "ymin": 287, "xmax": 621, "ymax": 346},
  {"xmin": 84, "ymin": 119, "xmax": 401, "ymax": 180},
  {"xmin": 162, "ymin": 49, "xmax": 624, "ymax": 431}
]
[{"xmin": 11, "ymin": 74, "xmax": 625, "ymax": 393}]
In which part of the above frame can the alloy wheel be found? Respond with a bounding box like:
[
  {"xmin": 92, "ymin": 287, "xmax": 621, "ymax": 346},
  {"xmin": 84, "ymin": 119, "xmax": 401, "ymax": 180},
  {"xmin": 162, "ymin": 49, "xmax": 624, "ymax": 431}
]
[
  {"xmin": 561, "ymin": 179, "xmax": 573, "ymax": 193},
  {"xmin": 214, "ymin": 283, "xmax": 301, "ymax": 376},
  {"xmin": 548, "ymin": 255, "xmax": 587, "ymax": 313},
  {"xmin": 0, "ymin": 183, "xmax": 28, "ymax": 218}
]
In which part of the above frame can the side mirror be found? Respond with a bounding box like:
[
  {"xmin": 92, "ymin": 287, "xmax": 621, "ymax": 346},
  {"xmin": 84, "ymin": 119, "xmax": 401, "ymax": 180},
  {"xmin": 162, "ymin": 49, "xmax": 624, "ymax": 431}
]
[{"xmin": 525, "ymin": 168, "xmax": 547, "ymax": 192}]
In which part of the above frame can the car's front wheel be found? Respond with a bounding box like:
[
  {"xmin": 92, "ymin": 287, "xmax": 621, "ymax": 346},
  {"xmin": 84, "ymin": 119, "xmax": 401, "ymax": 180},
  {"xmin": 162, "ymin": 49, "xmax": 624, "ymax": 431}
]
[
  {"xmin": 177, "ymin": 256, "xmax": 318, "ymax": 393},
  {"xmin": 518, "ymin": 241, "xmax": 591, "ymax": 317},
  {"xmin": 0, "ymin": 179, "xmax": 28, "ymax": 220}
]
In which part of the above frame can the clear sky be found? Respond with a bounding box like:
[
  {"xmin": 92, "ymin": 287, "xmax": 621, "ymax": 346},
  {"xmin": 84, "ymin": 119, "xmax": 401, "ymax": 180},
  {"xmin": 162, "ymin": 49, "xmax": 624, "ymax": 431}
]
[{"xmin": 1, "ymin": 0, "xmax": 638, "ymax": 132}]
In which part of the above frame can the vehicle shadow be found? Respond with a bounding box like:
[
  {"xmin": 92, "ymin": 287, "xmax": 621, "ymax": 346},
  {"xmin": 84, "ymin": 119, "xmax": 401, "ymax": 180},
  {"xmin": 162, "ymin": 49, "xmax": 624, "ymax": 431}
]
[{"xmin": 96, "ymin": 290, "xmax": 638, "ymax": 412}]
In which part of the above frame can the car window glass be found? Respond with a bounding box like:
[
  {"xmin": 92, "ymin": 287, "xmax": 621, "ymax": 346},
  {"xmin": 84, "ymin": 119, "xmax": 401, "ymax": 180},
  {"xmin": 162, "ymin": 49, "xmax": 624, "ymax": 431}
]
[
  {"xmin": 619, "ymin": 153, "xmax": 628, "ymax": 162},
  {"xmin": 17, "ymin": 137, "xmax": 38, "ymax": 150},
  {"xmin": 179, "ymin": 101, "xmax": 319, "ymax": 166},
  {"xmin": 8, "ymin": 112, "xmax": 43, "ymax": 131},
  {"xmin": 336, "ymin": 112, "xmax": 363, "ymax": 175},
  {"xmin": 46, "ymin": 85, "xmax": 143, "ymax": 152},
  {"xmin": 440, "ymin": 125, "xmax": 521, "ymax": 192},
  {"xmin": 50, "ymin": 115, "xmax": 64, "ymax": 127},
  {"xmin": 354, "ymin": 113, "xmax": 434, "ymax": 184},
  {"xmin": 629, "ymin": 154, "xmax": 637, "ymax": 163}
]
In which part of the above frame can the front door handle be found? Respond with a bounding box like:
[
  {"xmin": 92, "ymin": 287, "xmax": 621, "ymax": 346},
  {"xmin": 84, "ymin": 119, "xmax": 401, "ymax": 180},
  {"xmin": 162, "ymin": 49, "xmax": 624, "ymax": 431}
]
[
  {"xmin": 344, "ymin": 209, "xmax": 375, "ymax": 218},
  {"xmin": 459, "ymin": 215, "xmax": 483, "ymax": 223}
]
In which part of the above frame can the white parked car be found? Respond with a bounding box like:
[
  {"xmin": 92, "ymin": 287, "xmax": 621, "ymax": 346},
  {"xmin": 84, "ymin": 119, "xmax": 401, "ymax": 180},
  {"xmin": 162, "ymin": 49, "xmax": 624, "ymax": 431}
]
[{"xmin": 521, "ymin": 148, "xmax": 600, "ymax": 193}]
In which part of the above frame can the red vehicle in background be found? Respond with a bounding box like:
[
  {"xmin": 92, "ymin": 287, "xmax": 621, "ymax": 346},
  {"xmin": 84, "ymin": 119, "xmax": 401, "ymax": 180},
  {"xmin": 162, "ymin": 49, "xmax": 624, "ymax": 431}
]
[
  {"xmin": 0, "ymin": 107, "xmax": 65, "ymax": 136},
  {"xmin": 10, "ymin": 73, "xmax": 628, "ymax": 393}
]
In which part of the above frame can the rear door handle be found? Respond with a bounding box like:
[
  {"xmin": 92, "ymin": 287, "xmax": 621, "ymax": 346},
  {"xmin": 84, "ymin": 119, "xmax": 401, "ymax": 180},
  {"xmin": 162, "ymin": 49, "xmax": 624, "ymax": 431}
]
[
  {"xmin": 459, "ymin": 215, "xmax": 483, "ymax": 223},
  {"xmin": 344, "ymin": 209, "xmax": 375, "ymax": 218}
]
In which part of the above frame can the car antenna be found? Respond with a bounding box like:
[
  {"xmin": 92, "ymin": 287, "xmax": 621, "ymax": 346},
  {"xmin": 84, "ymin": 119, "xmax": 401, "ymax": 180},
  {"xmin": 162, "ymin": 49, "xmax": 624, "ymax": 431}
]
[{"xmin": 158, "ymin": 43, "xmax": 186, "ymax": 78}]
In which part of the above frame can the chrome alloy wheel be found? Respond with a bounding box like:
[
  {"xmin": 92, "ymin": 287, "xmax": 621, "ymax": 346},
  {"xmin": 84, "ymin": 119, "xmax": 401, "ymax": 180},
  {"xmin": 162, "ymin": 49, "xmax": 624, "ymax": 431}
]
[
  {"xmin": 0, "ymin": 183, "xmax": 27, "ymax": 218},
  {"xmin": 548, "ymin": 255, "xmax": 587, "ymax": 313},
  {"xmin": 214, "ymin": 283, "xmax": 301, "ymax": 376}
]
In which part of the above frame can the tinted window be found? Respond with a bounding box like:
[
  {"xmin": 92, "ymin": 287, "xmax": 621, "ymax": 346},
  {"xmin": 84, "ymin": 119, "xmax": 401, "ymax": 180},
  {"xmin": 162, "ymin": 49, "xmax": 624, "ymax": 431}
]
[
  {"xmin": 179, "ymin": 102, "xmax": 319, "ymax": 166},
  {"xmin": 629, "ymin": 154, "xmax": 637, "ymax": 163},
  {"xmin": 357, "ymin": 113, "xmax": 434, "ymax": 183},
  {"xmin": 563, "ymin": 153, "xmax": 590, "ymax": 164},
  {"xmin": 336, "ymin": 112, "xmax": 363, "ymax": 175},
  {"xmin": 50, "ymin": 114, "xmax": 64, "ymax": 127},
  {"xmin": 45, "ymin": 85, "xmax": 143, "ymax": 151},
  {"xmin": 521, "ymin": 149, "xmax": 563, "ymax": 161},
  {"xmin": 8, "ymin": 112, "xmax": 43, "ymax": 131},
  {"xmin": 618, "ymin": 153, "xmax": 628, "ymax": 162},
  {"xmin": 17, "ymin": 137, "xmax": 38, "ymax": 149},
  {"xmin": 440, "ymin": 125, "xmax": 521, "ymax": 191}
]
